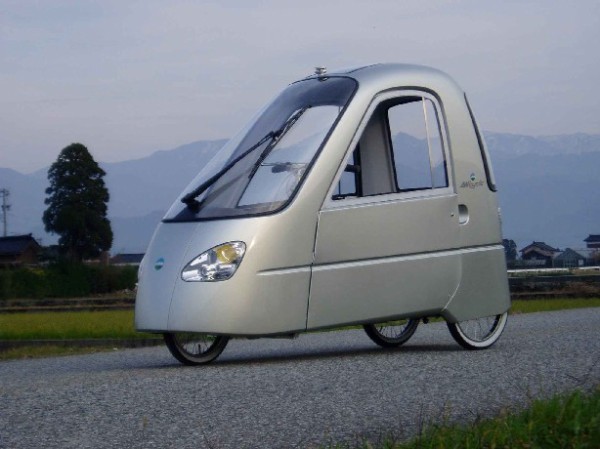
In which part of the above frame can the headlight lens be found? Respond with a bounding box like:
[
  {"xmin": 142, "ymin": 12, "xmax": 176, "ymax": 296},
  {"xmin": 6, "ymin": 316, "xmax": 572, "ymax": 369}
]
[{"xmin": 181, "ymin": 241, "xmax": 246, "ymax": 282}]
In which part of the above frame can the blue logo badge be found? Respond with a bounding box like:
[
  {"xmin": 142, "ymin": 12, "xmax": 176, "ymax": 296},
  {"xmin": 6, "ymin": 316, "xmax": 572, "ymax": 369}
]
[{"xmin": 154, "ymin": 257, "xmax": 165, "ymax": 271}]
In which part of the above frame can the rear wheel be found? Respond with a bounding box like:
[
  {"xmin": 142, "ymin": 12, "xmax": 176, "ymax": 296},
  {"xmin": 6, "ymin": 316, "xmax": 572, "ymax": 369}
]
[
  {"xmin": 447, "ymin": 312, "xmax": 508, "ymax": 350},
  {"xmin": 364, "ymin": 318, "xmax": 419, "ymax": 348},
  {"xmin": 163, "ymin": 333, "xmax": 229, "ymax": 365}
]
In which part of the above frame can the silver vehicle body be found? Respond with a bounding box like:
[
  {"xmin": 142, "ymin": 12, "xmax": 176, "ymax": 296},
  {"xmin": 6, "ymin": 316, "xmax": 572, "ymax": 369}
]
[{"xmin": 135, "ymin": 63, "xmax": 510, "ymax": 336}]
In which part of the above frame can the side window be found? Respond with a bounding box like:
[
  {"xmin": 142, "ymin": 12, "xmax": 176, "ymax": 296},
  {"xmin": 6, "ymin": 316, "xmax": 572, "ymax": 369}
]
[
  {"xmin": 388, "ymin": 97, "xmax": 448, "ymax": 191},
  {"xmin": 331, "ymin": 93, "xmax": 449, "ymax": 202}
]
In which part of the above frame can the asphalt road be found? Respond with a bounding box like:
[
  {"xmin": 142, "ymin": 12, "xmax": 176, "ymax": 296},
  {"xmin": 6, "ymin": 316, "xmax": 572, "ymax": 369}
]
[{"xmin": 1, "ymin": 308, "xmax": 599, "ymax": 449}]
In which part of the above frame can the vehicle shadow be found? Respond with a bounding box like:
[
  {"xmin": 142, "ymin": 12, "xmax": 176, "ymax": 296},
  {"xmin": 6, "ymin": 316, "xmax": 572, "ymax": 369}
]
[{"xmin": 155, "ymin": 342, "xmax": 462, "ymax": 369}]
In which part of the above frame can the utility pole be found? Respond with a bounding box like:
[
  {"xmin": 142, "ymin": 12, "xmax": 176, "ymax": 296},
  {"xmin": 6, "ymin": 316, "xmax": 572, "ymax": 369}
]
[{"xmin": 0, "ymin": 188, "xmax": 10, "ymax": 237}]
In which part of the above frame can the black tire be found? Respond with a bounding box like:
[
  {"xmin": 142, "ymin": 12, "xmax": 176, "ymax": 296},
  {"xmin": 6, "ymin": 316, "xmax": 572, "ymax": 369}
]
[
  {"xmin": 163, "ymin": 332, "xmax": 229, "ymax": 365},
  {"xmin": 447, "ymin": 311, "xmax": 508, "ymax": 350},
  {"xmin": 364, "ymin": 318, "xmax": 419, "ymax": 348}
]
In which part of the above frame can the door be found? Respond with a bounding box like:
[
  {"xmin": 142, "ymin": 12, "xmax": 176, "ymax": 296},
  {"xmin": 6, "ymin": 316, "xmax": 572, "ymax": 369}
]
[{"xmin": 307, "ymin": 91, "xmax": 462, "ymax": 328}]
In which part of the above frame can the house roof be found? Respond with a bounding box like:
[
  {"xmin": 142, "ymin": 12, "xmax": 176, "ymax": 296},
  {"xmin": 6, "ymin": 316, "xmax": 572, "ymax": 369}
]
[
  {"xmin": 0, "ymin": 234, "xmax": 41, "ymax": 256},
  {"xmin": 554, "ymin": 248, "xmax": 588, "ymax": 261},
  {"xmin": 520, "ymin": 241, "xmax": 560, "ymax": 254},
  {"xmin": 584, "ymin": 234, "xmax": 600, "ymax": 243}
]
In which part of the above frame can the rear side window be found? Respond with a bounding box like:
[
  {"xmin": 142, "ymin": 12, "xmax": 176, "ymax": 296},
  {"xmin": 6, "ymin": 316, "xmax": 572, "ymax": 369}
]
[{"xmin": 388, "ymin": 97, "xmax": 448, "ymax": 191}]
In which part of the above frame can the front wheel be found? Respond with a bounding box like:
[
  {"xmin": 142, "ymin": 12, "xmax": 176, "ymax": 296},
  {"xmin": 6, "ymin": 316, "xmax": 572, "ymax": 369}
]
[
  {"xmin": 447, "ymin": 311, "xmax": 508, "ymax": 350},
  {"xmin": 164, "ymin": 333, "xmax": 229, "ymax": 365},
  {"xmin": 364, "ymin": 318, "xmax": 419, "ymax": 348}
]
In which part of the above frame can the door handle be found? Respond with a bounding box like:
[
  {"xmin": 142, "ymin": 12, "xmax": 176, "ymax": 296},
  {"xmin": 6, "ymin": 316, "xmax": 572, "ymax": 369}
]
[{"xmin": 458, "ymin": 204, "xmax": 469, "ymax": 225}]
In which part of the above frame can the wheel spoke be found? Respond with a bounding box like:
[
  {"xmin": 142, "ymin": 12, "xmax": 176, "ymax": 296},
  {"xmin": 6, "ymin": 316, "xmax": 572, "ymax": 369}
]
[
  {"xmin": 164, "ymin": 332, "xmax": 229, "ymax": 365},
  {"xmin": 458, "ymin": 315, "xmax": 498, "ymax": 342},
  {"xmin": 377, "ymin": 319, "xmax": 411, "ymax": 338},
  {"xmin": 364, "ymin": 318, "xmax": 419, "ymax": 347},
  {"xmin": 447, "ymin": 312, "xmax": 507, "ymax": 350}
]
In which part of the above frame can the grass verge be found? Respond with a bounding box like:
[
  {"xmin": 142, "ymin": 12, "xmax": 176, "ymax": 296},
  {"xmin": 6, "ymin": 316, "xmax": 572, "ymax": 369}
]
[
  {"xmin": 510, "ymin": 297, "xmax": 600, "ymax": 314},
  {"xmin": 326, "ymin": 387, "xmax": 600, "ymax": 449}
]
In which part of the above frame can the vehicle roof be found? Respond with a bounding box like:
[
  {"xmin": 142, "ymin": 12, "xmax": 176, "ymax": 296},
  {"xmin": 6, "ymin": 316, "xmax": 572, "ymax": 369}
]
[{"xmin": 302, "ymin": 63, "xmax": 464, "ymax": 98}]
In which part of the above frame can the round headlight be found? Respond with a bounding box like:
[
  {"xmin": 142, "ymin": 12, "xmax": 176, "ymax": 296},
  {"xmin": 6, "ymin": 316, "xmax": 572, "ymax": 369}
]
[{"xmin": 181, "ymin": 241, "xmax": 246, "ymax": 282}]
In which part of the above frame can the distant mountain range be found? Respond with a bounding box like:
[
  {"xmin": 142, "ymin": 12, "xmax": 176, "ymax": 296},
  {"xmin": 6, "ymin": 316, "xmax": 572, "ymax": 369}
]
[
  {"xmin": 0, "ymin": 132, "xmax": 598, "ymax": 253},
  {"xmin": 485, "ymin": 132, "xmax": 600, "ymax": 156},
  {"xmin": 490, "ymin": 135, "xmax": 599, "ymax": 251}
]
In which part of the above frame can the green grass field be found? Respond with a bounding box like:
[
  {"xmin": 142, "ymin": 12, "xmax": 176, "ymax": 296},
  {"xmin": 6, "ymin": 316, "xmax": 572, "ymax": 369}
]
[
  {"xmin": 1, "ymin": 298, "xmax": 599, "ymax": 342},
  {"xmin": 0, "ymin": 310, "xmax": 148, "ymax": 340},
  {"xmin": 510, "ymin": 297, "xmax": 600, "ymax": 314}
]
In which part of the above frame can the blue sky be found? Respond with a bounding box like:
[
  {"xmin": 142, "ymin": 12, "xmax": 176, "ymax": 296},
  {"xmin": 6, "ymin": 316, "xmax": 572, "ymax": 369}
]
[{"xmin": 1, "ymin": 0, "xmax": 599, "ymax": 173}]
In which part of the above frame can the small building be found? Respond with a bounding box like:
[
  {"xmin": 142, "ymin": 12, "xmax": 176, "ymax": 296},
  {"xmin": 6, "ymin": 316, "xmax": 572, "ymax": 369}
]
[
  {"xmin": 0, "ymin": 234, "xmax": 41, "ymax": 266},
  {"xmin": 553, "ymin": 248, "xmax": 588, "ymax": 268},
  {"xmin": 584, "ymin": 234, "xmax": 600, "ymax": 249},
  {"xmin": 520, "ymin": 241, "xmax": 560, "ymax": 267},
  {"xmin": 110, "ymin": 253, "xmax": 145, "ymax": 266}
]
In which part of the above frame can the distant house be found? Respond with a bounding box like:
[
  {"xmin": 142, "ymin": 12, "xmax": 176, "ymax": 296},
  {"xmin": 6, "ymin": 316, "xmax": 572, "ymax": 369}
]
[
  {"xmin": 583, "ymin": 234, "xmax": 600, "ymax": 249},
  {"xmin": 110, "ymin": 253, "xmax": 145, "ymax": 266},
  {"xmin": 0, "ymin": 234, "xmax": 41, "ymax": 266},
  {"xmin": 520, "ymin": 241, "xmax": 560, "ymax": 267},
  {"xmin": 553, "ymin": 248, "xmax": 588, "ymax": 268}
]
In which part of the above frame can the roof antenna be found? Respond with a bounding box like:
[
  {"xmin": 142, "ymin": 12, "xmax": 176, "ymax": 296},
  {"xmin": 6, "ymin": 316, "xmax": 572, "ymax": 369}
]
[{"xmin": 314, "ymin": 66, "xmax": 327, "ymax": 77}]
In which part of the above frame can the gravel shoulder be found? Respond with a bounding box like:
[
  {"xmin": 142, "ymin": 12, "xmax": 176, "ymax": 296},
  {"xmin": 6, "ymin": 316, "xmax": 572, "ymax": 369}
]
[{"xmin": 1, "ymin": 308, "xmax": 599, "ymax": 449}]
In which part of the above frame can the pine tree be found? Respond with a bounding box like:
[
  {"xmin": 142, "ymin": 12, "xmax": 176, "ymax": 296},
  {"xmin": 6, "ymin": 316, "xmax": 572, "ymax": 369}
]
[{"xmin": 43, "ymin": 143, "xmax": 113, "ymax": 261}]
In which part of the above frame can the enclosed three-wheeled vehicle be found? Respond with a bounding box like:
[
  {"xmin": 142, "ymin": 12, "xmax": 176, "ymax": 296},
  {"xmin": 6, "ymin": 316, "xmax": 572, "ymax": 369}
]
[{"xmin": 135, "ymin": 63, "xmax": 510, "ymax": 365}]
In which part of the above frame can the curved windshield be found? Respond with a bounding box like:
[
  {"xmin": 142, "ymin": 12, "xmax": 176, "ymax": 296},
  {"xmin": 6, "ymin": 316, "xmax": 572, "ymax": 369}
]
[{"xmin": 166, "ymin": 77, "xmax": 357, "ymax": 221}]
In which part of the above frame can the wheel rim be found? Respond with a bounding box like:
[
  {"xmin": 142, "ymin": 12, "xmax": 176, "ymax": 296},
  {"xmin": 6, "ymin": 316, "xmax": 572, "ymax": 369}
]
[
  {"xmin": 174, "ymin": 333, "xmax": 221, "ymax": 358},
  {"xmin": 455, "ymin": 312, "xmax": 507, "ymax": 347},
  {"xmin": 164, "ymin": 332, "xmax": 229, "ymax": 365},
  {"xmin": 375, "ymin": 319, "xmax": 416, "ymax": 341},
  {"xmin": 364, "ymin": 318, "xmax": 419, "ymax": 347}
]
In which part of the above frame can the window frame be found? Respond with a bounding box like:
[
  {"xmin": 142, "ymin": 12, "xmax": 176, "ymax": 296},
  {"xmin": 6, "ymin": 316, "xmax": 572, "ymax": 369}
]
[
  {"xmin": 464, "ymin": 94, "xmax": 497, "ymax": 192},
  {"xmin": 324, "ymin": 89, "xmax": 454, "ymax": 210},
  {"xmin": 331, "ymin": 146, "xmax": 362, "ymax": 200}
]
